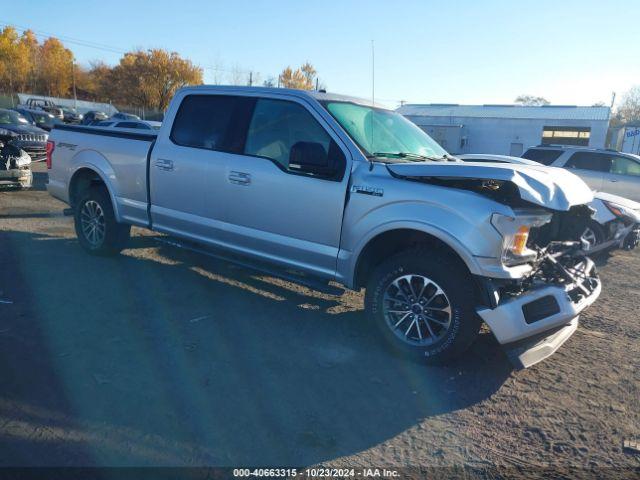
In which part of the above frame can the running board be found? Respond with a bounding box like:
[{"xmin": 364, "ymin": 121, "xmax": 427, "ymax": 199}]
[{"xmin": 153, "ymin": 236, "xmax": 344, "ymax": 296}]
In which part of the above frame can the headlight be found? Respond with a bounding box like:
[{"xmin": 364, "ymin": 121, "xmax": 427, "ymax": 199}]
[
  {"xmin": 603, "ymin": 200, "xmax": 640, "ymax": 222},
  {"xmin": 0, "ymin": 128, "xmax": 18, "ymax": 138},
  {"xmin": 491, "ymin": 212, "xmax": 552, "ymax": 266}
]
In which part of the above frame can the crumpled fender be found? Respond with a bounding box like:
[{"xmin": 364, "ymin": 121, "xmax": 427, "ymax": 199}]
[{"xmin": 387, "ymin": 162, "xmax": 594, "ymax": 211}]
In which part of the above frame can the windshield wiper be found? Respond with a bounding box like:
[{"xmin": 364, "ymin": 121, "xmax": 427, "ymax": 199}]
[{"xmin": 370, "ymin": 152, "xmax": 443, "ymax": 162}]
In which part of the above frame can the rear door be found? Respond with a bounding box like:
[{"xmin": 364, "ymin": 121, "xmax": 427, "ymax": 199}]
[
  {"xmin": 605, "ymin": 155, "xmax": 640, "ymax": 201},
  {"xmin": 149, "ymin": 94, "xmax": 247, "ymax": 241},
  {"xmin": 221, "ymin": 95, "xmax": 351, "ymax": 278},
  {"xmin": 561, "ymin": 151, "xmax": 609, "ymax": 191}
]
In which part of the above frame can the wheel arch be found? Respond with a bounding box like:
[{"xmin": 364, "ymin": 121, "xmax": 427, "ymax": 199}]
[
  {"xmin": 350, "ymin": 225, "xmax": 482, "ymax": 291},
  {"xmin": 68, "ymin": 158, "xmax": 120, "ymax": 221}
]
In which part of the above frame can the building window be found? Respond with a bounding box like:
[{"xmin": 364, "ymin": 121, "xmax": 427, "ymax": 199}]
[{"xmin": 541, "ymin": 126, "xmax": 591, "ymax": 146}]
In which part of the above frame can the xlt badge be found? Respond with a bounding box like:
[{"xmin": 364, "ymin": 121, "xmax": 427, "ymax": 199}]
[{"xmin": 351, "ymin": 185, "xmax": 384, "ymax": 197}]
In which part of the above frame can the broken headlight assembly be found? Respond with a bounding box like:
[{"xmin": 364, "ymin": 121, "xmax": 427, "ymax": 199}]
[{"xmin": 491, "ymin": 212, "xmax": 552, "ymax": 266}]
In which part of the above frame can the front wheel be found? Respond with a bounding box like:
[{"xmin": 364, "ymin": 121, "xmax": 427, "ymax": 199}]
[
  {"xmin": 364, "ymin": 248, "xmax": 482, "ymax": 364},
  {"xmin": 74, "ymin": 186, "xmax": 130, "ymax": 256}
]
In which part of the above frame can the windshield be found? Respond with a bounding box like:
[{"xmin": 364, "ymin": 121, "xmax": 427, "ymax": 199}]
[
  {"xmin": 0, "ymin": 110, "xmax": 29, "ymax": 125},
  {"xmin": 32, "ymin": 112, "xmax": 54, "ymax": 125},
  {"xmin": 323, "ymin": 101, "xmax": 448, "ymax": 160}
]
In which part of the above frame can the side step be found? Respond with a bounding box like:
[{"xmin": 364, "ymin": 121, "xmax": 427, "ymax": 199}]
[{"xmin": 153, "ymin": 236, "xmax": 344, "ymax": 296}]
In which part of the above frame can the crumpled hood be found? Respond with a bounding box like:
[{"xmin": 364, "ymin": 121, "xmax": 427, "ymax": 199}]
[{"xmin": 387, "ymin": 161, "xmax": 594, "ymax": 211}]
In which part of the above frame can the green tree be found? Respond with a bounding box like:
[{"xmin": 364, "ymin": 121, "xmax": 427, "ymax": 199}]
[{"xmin": 514, "ymin": 94, "xmax": 550, "ymax": 106}]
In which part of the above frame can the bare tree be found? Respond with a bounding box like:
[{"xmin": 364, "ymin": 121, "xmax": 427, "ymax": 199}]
[
  {"xmin": 514, "ymin": 94, "xmax": 550, "ymax": 106},
  {"xmin": 615, "ymin": 86, "xmax": 640, "ymax": 125}
]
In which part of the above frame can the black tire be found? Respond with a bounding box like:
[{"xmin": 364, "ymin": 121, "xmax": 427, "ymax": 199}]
[
  {"xmin": 364, "ymin": 248, "xmax": 482, "ymax": 365},
  {"xmin": 74, "ymin": 185, "xmax": 130, "ymax": 256}
]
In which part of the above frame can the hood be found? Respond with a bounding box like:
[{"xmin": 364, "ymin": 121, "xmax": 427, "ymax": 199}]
[
  {"xmin": 4, "ymin": 123, "xmax": 48, "ymax": 135},
  {"xmin": 387, "ymin": 161, "xmax": 593, "ymax": 211},
  {"xmin": 593, "ymin": 191, "xmax": 640, "ymax": 212}
]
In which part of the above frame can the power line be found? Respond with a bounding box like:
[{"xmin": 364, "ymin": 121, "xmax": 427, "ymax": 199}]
[{"xmin": 0, "ymin": 20, "xmax": 128, "ymax": 54}]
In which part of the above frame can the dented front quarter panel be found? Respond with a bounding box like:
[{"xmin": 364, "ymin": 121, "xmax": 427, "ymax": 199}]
[{"xmin": 338, "ymin": 162, "xmax": 532, "ymax": 287}]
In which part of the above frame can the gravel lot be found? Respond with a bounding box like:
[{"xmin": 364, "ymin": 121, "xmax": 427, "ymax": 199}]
[{"xmin": 0, "ymin": 163, "xmax": 639, "ymax": 476}]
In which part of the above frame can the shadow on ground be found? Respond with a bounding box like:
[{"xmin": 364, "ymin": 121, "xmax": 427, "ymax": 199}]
[{"xmin": 0, "ymin": 229, "xmax": 513, "ymax": 466}]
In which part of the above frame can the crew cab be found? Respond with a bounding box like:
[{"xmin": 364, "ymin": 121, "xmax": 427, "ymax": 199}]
[{"xmin": 46, "ymin": 86, "xmax": 602, "ymax": 368}]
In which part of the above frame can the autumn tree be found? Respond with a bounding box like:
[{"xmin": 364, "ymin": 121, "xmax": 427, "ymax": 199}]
[
  {"xmin": 110, "ymin": 49, "xmax": 202, "ymax": 111},
  {"xmin": 279, "ymin": 62, "xmax": 318, "ymax": 90},
  {"xmin": 514, "ymin": 94, "xmax": 550, "ymax": 106},
  {"xmin": 39, "ymin": 37, "xmax": 74, "ymax": 96}
]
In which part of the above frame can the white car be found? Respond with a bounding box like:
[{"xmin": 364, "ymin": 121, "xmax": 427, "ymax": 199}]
[
  {"xmin": 92, "ymin": 120, "xmax": 161, "ymax": 131},
  {"xmin": 460, "ymin": 154, "xmax": 640, "ymax": 252},
  {"xmin": 521, "ymin": 146, "xmax": 640, "ymax": 202}
]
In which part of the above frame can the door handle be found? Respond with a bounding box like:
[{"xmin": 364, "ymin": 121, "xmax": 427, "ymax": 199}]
[
  {"xmin": 228, "ymin": 171, "xmax": 251, "ymax": 185},
  {"xmin": 155, "ymin": 159, "xmax": 174, "ymax": 171}
]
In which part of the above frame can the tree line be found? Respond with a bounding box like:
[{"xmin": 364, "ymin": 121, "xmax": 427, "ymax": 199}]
[{"xmin": 0, "ymin": 26, "xmax": 323, "ymax": 112}]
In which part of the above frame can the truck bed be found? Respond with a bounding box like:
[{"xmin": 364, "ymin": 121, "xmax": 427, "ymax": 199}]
[{"xmin": 47, "ymin": 124, "xmax": 156, "ymax": 227}]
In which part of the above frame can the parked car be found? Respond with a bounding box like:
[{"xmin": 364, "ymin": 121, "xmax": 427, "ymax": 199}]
[
  {"xmin": 522, "ymin": 145, "xmax": 640, "ymax": 202},
  {"xmin": 18, "ymin": 98, "xmax": 64, "ymax": 120},
  {"xmin": 59, "ymin": 106, "xmax": 83, "ymax": 124},
  {"xmin": 93, "ymin": 120, "xmax": 161, "ymax": 130},
  {"xmin": 110, "ymin": 112, "xmax": 141, "ymax": 121},
  {"xmin": 47, "ymin": 86, "xmax": 603, "ymax": 369},
  {"xmin": 0, "ymin": 108, "xmax": 48, "ymax": 162},
  {"xmin": 81, "ymin": 111, "xmax": 109, "ymax": 125},
  {"xmin": 460, "ymin": 154, "xmax": 640, "ymax": 252},
  {"xmin": 14, "ymin": 107, "xmax": 61, "ymax": 132},
  {"xmin": 0, "ymin": 140, "xmax": 32, "ymax": 188}
]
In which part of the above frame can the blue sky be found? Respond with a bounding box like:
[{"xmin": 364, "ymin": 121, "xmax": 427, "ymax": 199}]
[{"xmin": 8, "ymin": 0, "xmax": 639, "ymax": 107}]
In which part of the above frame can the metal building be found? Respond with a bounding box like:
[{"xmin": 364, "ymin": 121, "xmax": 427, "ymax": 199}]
[{"xmin": 397, "ymin": 104, "xmax": 611, "ymax": 156}]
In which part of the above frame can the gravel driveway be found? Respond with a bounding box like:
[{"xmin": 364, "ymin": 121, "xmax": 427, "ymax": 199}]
[{"xmin": 0, "ymin": 163, "xmax": 638, "ymax": 477}]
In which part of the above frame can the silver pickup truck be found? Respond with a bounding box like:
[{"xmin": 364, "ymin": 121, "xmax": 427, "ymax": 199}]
[{"xmin": 46, "ymin": 86, "xmax": 601, "ymax": 368}]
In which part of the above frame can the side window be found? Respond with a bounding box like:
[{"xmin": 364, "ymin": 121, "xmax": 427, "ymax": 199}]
[
  {"xmin": 170, "ymin": 95, "xmax": 239, "ymax": 151},
  {"xmin": 564, "ymin": 152, "xmax": 611, "ymax": 172},
  {"xmin": 610, "ymin": 156, "xmax": 640, "ymax": 177},
  {"xmin": 244, "ymin": 99, "xmax": 344, "ymax": 179},
  {"xmin": 521, "ymin": 148, "xmax": 563, "ymax": 165}
]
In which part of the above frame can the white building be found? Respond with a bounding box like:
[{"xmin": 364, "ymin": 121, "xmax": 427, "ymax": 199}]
[{"xmin": 397, "ymin": 104, "xmax": 610, "ymax": 156}]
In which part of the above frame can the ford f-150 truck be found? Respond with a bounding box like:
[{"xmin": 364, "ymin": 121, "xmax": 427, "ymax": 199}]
[{"xmin": 46, "ymin": 86, "xmax": 602, "ymax": 368}]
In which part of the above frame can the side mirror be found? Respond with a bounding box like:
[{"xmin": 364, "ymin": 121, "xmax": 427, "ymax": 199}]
[{"xmin": 289, "ymin": 141, "xmax": 335, "ymax": 176}]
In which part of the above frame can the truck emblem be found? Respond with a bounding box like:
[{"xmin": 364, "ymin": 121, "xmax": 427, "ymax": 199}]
[{"xmin": 351, "ymin": 185, "xmax": 384, "ymax": 197}]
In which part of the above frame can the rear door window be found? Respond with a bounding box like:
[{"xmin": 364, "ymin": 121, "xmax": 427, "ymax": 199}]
[
  {"xmin": 564, "ymin": 152, "xmax": 611, "ymax": 172},
  {"xmin": 610, "ymin": 156, "xmax": 640, "ymax": 177},
  {"xmin": 521, "ymin": 149, "xmax": 563, "ymax": 165},
  {"xmin": 170, "ymin": 94, "xmax": 254, "ymax": 152}
]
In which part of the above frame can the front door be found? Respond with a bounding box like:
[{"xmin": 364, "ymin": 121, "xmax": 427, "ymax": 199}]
[
  {"xmin": 222, "ymin": 97, "xmax": 351, "ymax": 279},
  {"xmin": 562, "ymin": 151, "xmax": 609, "ymax": 192}
]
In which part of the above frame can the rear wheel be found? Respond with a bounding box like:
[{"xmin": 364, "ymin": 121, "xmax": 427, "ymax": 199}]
[
  {"xmin": 365, "ymin": 248, "xmax": 482, "ymax": 364},
  {"xmin": 74, "ymin": 186, "xmax": 130, "ymax": 256}
]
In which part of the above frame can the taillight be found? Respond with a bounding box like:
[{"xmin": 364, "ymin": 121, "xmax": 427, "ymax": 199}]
[{"xmin": 46, "ymin": 140, "xmax": 55, "ymax": 169}]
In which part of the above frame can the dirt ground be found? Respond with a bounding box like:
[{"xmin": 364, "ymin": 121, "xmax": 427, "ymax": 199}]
[{"xmin": 0, "ymin": 163, "xmax": 638, "ymax": 477}]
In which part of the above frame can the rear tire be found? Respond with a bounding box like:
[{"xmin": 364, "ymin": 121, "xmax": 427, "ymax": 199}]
[
  {"xmin": 364, "ymin": 248, "xmax": 482, "ymax": 365},
  {"xmin": 74, "ymin": 186, "xmax": 130, "ymax": 256}
]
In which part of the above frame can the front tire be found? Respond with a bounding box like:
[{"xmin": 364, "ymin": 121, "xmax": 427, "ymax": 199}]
[
  {"xmin": 365, "ymin": 248, "xmax": 482, "ymax": 365},
  {"xmin": 74, "ymin": 186, "xmax": 130, "ymax": 256}
]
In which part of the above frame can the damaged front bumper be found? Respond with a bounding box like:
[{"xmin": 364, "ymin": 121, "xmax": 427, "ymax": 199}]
[
  {"xmin": 0, "ymin": 167, "xmax": 32, "ymax": 188},
  {"xmin": 477, "ymin": 248, "xmax": 601, "ymax": 369}
]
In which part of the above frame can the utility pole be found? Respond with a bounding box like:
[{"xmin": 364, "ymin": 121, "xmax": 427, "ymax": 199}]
[
  {"xmin": 371, "ymin": 40, "xmax": 375, "ymax": 105},
  {"xmin": 72, "ymin": 57, "xmax": 77, "ymax": 109},
  {"xmin": 610, "ymin": 91, "xmax": 616, "ymax": 109},
  {"xmin": 249, "ymin": 71, "xmax": 253, "ymax": 86}
]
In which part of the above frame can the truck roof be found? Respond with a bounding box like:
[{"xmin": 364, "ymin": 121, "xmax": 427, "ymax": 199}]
[{"xmin": 176, "ymin": 85, "xmax": 389, "ymax": 110}]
